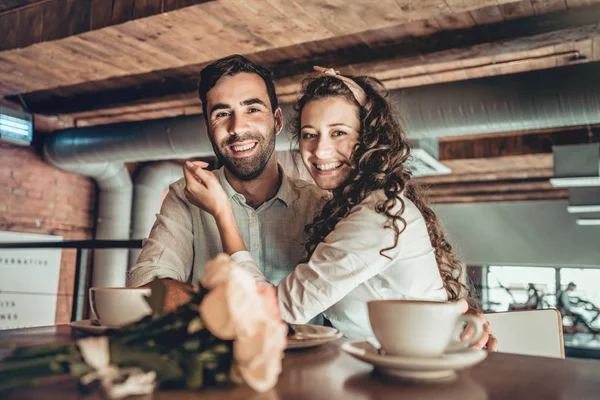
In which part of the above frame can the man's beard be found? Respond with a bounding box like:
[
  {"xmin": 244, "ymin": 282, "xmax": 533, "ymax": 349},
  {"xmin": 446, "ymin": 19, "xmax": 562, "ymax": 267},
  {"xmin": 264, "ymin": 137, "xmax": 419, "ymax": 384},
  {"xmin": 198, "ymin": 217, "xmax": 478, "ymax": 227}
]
[{"xmin": 212, "ymin": 129, "xmax": 276, "ymax": 181}]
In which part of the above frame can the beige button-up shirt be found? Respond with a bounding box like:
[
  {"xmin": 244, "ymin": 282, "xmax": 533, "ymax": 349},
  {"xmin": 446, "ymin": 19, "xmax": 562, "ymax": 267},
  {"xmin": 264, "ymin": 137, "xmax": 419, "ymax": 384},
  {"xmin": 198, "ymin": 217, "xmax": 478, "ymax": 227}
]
[{"xmin": 127, "ymin": 166, "xmax": 327, "ymax": 287}]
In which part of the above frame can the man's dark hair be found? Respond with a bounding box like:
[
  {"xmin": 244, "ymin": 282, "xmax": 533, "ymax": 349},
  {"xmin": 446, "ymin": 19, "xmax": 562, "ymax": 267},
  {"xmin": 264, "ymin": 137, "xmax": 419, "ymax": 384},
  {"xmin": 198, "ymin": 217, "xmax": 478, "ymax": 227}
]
[{"xmin": 198, "ymin": 54, "xmax": 279, "ymax": 117}]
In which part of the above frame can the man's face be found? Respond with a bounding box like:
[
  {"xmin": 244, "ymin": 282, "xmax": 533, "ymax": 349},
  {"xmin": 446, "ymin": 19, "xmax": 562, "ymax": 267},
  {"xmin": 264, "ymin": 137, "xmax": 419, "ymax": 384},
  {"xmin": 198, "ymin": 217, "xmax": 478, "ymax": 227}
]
[{"xmin": 205, "ymin": 73, "xmax": 282, "ymax": 180}]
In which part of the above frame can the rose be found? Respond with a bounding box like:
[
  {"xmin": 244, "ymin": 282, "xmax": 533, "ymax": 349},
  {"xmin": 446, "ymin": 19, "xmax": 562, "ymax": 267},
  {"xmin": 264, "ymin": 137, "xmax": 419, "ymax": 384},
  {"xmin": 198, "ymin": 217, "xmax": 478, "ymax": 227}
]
[
  {"xmin": 199, "ymin": 254, "xmax": 266, "ymax": 339},
  {"xmin": 198, "ymin": 254, "xmax": 287, "ymax": 392},
  {"xmin": 234, "ymin": 318, "xmax": 287, "ymax": 393}
]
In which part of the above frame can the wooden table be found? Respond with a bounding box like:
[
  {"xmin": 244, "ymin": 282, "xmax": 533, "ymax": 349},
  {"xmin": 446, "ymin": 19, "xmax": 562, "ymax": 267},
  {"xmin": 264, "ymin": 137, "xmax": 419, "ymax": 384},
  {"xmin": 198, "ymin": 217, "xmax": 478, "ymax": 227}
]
[{"xmin": 2, "ymin": 325, "xmax": 600, "ymax": 399}]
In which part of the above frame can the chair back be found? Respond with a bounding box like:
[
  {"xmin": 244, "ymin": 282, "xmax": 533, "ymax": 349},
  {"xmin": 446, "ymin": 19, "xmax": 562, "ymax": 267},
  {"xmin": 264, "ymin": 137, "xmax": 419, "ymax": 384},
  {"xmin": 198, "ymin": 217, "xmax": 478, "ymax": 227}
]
[{"xmin": 485, "ymin": 308, "xmax": 564, "ymax": 359}]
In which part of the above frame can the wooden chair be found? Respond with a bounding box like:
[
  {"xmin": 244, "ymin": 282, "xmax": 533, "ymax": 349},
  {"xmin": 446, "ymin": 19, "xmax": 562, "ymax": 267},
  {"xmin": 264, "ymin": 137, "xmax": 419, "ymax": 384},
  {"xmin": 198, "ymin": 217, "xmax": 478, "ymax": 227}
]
[{"xmin": 485, "ymin": 308, "xmax": 565, "ymax": 359}]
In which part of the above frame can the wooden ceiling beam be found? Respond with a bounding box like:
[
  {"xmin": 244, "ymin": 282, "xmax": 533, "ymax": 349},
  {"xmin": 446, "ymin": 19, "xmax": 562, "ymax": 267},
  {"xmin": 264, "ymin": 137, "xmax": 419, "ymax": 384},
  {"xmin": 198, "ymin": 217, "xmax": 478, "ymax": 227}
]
[
  {"xmin": 0, "ymin": 0, "xmax": 529, "ymax": 96},
  {"xmin": 437, "ymin": 126, "xmax": 599, "ymax": 160},
  {"xmin": 435, "ymin": 154, "xmax": 554, "ymax": 176},
  {"xmin": 416, "ymin": 169, "xmax": 555, "ymax": 185},
  {"xmin": 425, "ymin": 179, "xmax": 559, "ymax": 196},
  {"xmin": 11, "ymin": 2, "xmax": 600, "ymax": 124},
  {"xmin": 0, "ymin": 1, "xmax": 44, "ymax": 14},
  {"xmin": 0, "ymin": 0, "xmax": 215, "ymax": 51},
  {"xmin": 8, "ymin": 0, "xmax": 596, "ymax": 99},
  {"xmin": 428, "ymin": 190, "xmax": 568, "ymax": 204},
  {"xmin": 414, "ymin": 154, "xmax": 554, "ymax": 185}
]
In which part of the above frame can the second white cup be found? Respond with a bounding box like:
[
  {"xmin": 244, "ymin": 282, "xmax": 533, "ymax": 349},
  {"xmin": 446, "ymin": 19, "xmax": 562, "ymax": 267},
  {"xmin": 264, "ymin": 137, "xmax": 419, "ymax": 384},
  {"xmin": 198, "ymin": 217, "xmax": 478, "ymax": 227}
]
[{"xmin": 368, "ymin": 299, "xmax": 484, "ymax": 358}]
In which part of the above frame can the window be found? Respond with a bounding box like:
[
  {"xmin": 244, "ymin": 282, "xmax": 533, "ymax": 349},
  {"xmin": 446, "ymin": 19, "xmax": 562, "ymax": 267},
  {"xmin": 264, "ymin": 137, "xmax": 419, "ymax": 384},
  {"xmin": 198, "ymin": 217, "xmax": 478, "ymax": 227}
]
[
  {"xmin": 486, "ymin": 266, "xmax": 556, "ymax": 312},
  {"xmin": 559, "ymin": 268, "xmax": 600, "ymax": 329}
]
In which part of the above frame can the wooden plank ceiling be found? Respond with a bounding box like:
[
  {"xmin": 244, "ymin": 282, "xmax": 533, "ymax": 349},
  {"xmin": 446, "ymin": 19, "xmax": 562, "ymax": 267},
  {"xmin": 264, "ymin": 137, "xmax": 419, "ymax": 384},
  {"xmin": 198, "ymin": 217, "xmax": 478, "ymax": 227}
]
[{"xmin": 1, "ymin": 0, "xmax": 600, "ymax": 204}]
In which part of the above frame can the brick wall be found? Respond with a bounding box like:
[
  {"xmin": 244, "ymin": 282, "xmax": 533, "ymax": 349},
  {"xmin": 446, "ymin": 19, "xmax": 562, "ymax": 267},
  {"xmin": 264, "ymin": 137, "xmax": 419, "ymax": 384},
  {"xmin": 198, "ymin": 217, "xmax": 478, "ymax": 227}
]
[{"xmin": 0, "ymin": 144, "xmax": 96, "ymax": 324}]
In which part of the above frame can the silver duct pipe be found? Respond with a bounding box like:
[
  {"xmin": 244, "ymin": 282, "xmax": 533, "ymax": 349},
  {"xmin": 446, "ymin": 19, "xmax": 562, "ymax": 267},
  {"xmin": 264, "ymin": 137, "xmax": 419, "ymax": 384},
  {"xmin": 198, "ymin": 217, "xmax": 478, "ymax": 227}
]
[
  {"xmin": 129, "ymin": 161, "xmax": 183, "ymax": 267},
  {"xmin": 392, "ymin": 63, "xmax": 600, "ymax": 139},
  {"xmin": 47, "ymin": 114, "xmax": 297, "ymax": 162},
  {"xmin": 43, "ymin": 147, "xmax": 132, "ymax": 287}
]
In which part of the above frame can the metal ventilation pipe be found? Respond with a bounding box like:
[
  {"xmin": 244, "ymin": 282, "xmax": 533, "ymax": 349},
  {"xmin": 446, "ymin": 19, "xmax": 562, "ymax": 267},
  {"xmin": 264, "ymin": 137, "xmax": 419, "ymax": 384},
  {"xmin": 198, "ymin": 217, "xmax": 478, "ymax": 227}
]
[
  {"xmin": 43, "ymin": 147, "xmax": 132, "ymax": 288},
  {"xmin": 46, "ymin": 113, "xmax": 297, "ymax": 162},
  {"xmin": 389, "ymin": 62, "xmax": 600, "ymax": 139},
  {"xmin": 129, "ymin": 161, "xmax": 183, "ymax": 267}
]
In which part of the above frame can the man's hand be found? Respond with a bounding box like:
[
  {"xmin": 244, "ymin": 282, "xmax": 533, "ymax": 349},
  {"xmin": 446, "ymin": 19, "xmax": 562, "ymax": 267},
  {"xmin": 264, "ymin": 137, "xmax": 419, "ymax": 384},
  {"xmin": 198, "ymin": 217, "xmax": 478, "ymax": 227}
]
[
  {"xmin": 141, "ymin": 278, "xmax": 195, "ymax": 313},
  {"xmin": 458, "ymin": 298, "xmax": 498, "ymax": 352},
  {"xmin": 183, "ymin": 161, "xmax": 231, "ymax": 218}
]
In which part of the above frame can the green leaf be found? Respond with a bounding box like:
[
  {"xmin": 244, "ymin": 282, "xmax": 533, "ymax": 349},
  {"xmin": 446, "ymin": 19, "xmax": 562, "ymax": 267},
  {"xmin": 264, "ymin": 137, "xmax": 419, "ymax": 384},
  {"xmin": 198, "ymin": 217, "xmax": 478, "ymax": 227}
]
[
  {"xmin": 109, "ymin": 342, "xmax": 184, "ymax": 385},
  {"xmin": 184, "ymin": 355, "xmax": 204, "ymax": 389},
  {"xmin": 211, "ymin": 344, "xmax": 229, "ymax": 354},
  {"xmin": 187, "ymin": 317, "xmax": 204, "ymax": 334},
  {"xmin": 183, "ymin": 339, "xmax": 201, "ymax": 352},
  {"xmin": 145, "ymin": 278, "xmax": 167, "ymax": 314},
  {"xmin": 215, "ymin": 373, "xmax": 227, "ymax": 383},
  {"xmin": 69, "ymin": 361, "xmax": 93, "ymax": 379},
  {"xmin": 10, "ymin": 342, "xmax": 73, "ymax": 360}
]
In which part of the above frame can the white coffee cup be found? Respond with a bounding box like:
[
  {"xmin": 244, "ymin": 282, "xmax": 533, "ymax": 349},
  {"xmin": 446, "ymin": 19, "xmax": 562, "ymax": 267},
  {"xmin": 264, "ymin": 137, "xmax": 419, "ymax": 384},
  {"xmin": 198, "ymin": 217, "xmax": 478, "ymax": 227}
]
[
  {"xmin": 89, "ymin": 287, "xmax": 152, "ymax": 328},
  {"xmin": 368, "ymin": 299, "xmax": 484, "ymax": 358}
]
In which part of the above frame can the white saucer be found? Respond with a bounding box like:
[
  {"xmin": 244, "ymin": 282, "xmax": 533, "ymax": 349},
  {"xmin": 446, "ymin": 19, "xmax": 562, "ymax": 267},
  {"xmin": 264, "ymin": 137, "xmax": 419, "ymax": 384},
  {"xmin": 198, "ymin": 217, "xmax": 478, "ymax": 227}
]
[
  {"xmin": 341, "ymin": 340, "xmax": 487, "ymax": 381},
  {"xmin": 70, "ymin": 319, "xmax": 111, "ymax": 334},
  {"xmin": 286, "ymin": 324, "xmax": 342, "ymax": 349}
]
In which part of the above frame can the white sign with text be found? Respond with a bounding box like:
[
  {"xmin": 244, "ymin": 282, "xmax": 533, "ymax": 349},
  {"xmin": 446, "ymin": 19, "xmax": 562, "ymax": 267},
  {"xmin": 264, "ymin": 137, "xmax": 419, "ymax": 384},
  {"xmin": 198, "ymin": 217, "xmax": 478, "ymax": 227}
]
[{"xmin": 0, "ymin": 231, "xmax": 63, "ymax": 330}]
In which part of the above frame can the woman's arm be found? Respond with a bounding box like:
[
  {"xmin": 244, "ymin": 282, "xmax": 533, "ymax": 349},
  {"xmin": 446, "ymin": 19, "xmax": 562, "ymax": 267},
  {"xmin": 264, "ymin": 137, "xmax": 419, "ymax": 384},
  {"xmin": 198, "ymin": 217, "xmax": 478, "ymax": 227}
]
[
  {"xmin": 276, "ymin": 194, "xmax": 443, "ymax": 324},
  {"xmin": 228, "ymin": 198, "xmax": 399, "ymax": 323},
  {"xmin": 213, "ymin": 209, "xmax": 246, "ymax": 255},
  {"xmin": 280, "ymin": 196, "xmax": 413, "ymax": 323},
  {"xmin": 182, "ymin": 161, "xmax": 246, "ymax": 254}
]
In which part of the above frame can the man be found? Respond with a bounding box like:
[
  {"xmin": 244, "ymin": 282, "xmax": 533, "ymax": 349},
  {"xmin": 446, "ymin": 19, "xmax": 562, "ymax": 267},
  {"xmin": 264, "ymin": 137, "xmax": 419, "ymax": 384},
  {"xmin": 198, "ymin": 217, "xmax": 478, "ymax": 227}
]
[
  {"xmin": 559, "ymin": 282, "xmax": 578, "ymax": 311},
  {"xmin": 128, "ymin": 54, "xmax": 496, "ymax": 350},
  {"xmin": 558, "ymin": 282, "xmax": 598, "ymax": 333},
  {"xmin": 127, "ymin": 55, "xmax": 327, "ymax": 310}
]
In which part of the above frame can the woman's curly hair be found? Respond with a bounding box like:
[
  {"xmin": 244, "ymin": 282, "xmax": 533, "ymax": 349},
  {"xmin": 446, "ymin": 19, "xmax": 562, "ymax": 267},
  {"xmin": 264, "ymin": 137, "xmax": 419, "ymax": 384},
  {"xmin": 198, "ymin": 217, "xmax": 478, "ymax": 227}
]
[{"xmin": 292, "ymin": 74, "xmax": 470, "ymax": 303}]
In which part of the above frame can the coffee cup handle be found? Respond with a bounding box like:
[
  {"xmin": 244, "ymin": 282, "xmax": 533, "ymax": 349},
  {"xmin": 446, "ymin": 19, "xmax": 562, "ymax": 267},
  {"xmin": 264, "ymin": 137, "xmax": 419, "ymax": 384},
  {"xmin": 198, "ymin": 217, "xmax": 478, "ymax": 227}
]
[
  {"xmin": 88, "ymin": 288, "xmax": 99, "ymax": 321},
  {"xmin": 446, "ymin": 314, "xmax": 484, "ymax": 353}
]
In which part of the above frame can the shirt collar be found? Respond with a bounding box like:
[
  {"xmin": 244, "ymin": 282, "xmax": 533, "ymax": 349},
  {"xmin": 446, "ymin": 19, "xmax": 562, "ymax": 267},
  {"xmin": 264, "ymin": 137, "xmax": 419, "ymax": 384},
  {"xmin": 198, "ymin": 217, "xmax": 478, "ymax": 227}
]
[
  {"xmin": 214, "ymin": 167, "xmax": 239, "ymax": 200},
  {"xmin": 214, "ymin": 164, "xmax": 294, "ymax": 208}
]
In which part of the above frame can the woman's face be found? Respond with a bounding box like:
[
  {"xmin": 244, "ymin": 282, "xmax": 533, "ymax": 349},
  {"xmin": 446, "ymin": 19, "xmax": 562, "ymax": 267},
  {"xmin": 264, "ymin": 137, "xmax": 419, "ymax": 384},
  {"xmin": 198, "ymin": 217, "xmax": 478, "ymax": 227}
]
[{"xmin": 299, "ymin": 97, "xmax": 360, "ymax": 190}]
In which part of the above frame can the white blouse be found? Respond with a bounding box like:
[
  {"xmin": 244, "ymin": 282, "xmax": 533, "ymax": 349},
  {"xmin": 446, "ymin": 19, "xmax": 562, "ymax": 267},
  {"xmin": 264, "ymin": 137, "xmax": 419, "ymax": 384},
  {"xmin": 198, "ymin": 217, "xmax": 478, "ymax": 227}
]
[{"xmin": 231, "ymin": 190, "xmax": 447, "ymax": 339}]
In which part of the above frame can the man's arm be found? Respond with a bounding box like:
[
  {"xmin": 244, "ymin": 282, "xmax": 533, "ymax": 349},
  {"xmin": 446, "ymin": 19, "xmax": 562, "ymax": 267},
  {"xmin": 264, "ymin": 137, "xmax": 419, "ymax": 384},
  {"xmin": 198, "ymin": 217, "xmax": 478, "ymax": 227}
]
[
  {"xmin": 139, "ymin": 278, "xmax": 195, "ymax": 312},
  {"xmin": 128, "ymin": 179, "xmax": 195, "ymax": 289},
  {"xmin": 560, "ymin": 291, "xmax": 574, "ymax": 311}
]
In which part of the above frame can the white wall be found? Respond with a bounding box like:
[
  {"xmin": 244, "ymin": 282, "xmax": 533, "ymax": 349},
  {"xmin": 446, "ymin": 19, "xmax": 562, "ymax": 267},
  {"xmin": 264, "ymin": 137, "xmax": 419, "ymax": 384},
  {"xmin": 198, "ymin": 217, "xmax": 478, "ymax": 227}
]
[{"xmin": 433, "ymin": 200, "xmax": 600, "ymax": 268}]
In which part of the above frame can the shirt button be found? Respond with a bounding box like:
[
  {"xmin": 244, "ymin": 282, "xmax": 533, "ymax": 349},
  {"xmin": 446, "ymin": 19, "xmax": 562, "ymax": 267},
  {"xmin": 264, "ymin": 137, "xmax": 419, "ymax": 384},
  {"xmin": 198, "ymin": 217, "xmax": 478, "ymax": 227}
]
[{"xmin": 253, "ymin": 243, "xmax": 259, "ymax": 250}]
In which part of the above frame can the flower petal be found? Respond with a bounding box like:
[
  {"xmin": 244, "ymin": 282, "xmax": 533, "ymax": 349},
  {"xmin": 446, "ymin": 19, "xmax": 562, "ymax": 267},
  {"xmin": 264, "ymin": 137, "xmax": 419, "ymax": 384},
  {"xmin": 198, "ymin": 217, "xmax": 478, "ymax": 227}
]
[
  {"xmin": 201, "ymin": 254, "xmax": 234, "ymax": 289},
  {"xmin": 234, "ymin": 320, "xmax": 287, "ymax": 393},
  {"xmin": 199, "ymin": 285, "xmax": 236, "ymax": 340}
]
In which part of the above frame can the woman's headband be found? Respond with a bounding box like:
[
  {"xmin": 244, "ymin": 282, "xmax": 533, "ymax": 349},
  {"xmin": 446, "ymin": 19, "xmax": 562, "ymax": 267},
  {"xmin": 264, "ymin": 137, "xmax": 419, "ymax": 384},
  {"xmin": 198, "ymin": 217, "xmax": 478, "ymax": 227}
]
[{"xmin": 313, "ymin": 66, "xmax": 367, "ymax": 106}]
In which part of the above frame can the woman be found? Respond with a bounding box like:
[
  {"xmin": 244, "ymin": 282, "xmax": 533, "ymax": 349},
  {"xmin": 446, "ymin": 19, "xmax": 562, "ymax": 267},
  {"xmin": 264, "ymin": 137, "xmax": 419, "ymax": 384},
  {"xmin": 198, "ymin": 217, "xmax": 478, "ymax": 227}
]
[{"xmin": 186, "ymin": 68, "xmax": 470, "ymax": 339}]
